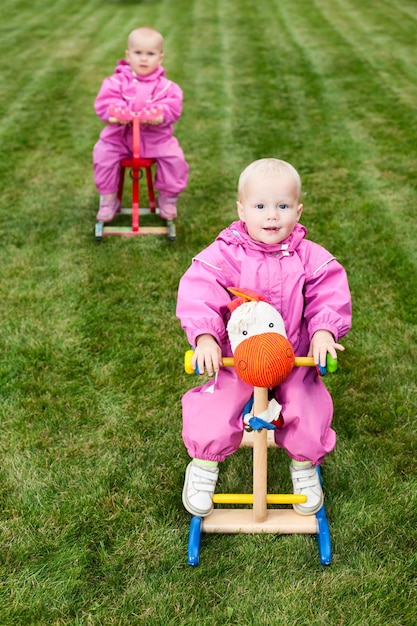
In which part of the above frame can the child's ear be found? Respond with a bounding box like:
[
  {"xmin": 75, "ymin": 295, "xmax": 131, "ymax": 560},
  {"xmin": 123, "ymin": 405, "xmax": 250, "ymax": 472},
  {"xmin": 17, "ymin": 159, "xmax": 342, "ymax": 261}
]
[
  {"xmin": 297, "ymin": 203, "xmax": 303, "ymax": 221},
  {"xmin": 237, "ymin": 200, "xmax": 244, "ymax": 220}
]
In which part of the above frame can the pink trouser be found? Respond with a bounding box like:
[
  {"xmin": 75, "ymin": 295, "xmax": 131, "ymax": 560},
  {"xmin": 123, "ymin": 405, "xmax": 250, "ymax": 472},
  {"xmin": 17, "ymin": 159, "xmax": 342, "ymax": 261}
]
[
  {"xmin": 93, "ymin": 138, "xmax": 189, "ymax": 197},
  {"xmin": 182, "ymin": 366, "xmax": 336, "ymax": 466}
]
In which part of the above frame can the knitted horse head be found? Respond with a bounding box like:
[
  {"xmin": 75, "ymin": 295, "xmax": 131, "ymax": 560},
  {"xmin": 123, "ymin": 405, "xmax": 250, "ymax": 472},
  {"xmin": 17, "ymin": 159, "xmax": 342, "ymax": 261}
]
[{"xmin": 226, "ymin": 287, "xmax": 295, "ymax": 388}]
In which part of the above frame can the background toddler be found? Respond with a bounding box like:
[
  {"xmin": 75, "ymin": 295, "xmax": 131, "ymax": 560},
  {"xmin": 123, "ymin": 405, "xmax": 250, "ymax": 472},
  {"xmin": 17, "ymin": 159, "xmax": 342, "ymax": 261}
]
[{"xmin": 93, "ymin": 27, "xmax": 189, "ymax": 222}]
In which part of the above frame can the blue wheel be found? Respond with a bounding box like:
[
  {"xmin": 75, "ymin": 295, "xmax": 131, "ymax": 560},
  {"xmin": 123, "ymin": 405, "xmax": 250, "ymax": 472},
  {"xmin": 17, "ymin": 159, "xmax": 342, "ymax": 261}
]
[
  {"xmin": 316, "ymin": 506, "xmax": 332, "ymax": 565},
  {"xmin": 315, "ymin": 467, "xmax": 332, "ymax": 565},
  {"xmin": 188, "ymin": 516, "xmax": 203, "ymax": 566}
]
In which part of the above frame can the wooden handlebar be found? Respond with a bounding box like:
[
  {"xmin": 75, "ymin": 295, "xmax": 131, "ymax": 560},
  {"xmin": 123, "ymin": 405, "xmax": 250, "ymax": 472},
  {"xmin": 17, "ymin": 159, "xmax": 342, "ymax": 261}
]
[{"xmin": 183, "ymin": 350, "xmax": 338, "ymax": 375}]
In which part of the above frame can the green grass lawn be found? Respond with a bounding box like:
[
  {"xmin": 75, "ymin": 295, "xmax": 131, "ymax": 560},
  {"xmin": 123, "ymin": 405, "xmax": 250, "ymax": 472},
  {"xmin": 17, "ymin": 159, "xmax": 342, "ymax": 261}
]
[{"xmin": 1, "ymin": 0, "xmax": 416, "ymax": 623}]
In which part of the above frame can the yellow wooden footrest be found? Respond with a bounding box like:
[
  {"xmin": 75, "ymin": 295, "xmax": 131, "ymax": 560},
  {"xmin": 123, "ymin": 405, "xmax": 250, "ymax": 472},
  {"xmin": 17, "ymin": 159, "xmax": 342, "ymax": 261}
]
[
  {"xmin": 213, "ymin": 493, "xmax": 307, "ymax": 505},
  {"xmin": 102, "ymin": 225, "xmax": 168, "ymax": 236}
]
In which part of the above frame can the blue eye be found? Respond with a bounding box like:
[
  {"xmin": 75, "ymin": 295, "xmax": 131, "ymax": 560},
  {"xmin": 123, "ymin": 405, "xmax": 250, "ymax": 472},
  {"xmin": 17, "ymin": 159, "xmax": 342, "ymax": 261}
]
[
  {"xmin": 279, "ymin": 204, "xmax": 288, "ymax": 210},
  {"xmin": 255, "ymin": 203, "xmax": 265, "ymax": 210}
]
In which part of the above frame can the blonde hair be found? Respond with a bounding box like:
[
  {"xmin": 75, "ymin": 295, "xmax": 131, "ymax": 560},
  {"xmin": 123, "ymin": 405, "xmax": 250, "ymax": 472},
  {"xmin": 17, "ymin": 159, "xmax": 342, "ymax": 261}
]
[
  {"xmin": 127, "ymin": 27, "xmax": 164, "ymax": 52},
  {"xmin": 238, "ymin": 158, "xmax": 302, "ymax": 200}
]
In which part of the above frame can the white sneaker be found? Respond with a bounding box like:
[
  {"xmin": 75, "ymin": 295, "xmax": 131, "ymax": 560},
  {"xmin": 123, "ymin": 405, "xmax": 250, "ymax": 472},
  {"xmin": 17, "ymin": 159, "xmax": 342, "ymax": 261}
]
[
  {"xmin": 182, "ymin": 461, "xmax": 219, "ymax": 517},
  {"xmin": 290, "ymin": 463, "xmax": 324, "ymax": 516}
]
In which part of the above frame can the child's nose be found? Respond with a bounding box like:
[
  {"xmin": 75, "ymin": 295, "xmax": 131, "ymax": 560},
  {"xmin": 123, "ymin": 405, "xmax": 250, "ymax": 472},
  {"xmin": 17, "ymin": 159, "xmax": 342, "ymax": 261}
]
[{"xmin": 266, "ymin": 206, "xmax": 279, "ymax": 218}]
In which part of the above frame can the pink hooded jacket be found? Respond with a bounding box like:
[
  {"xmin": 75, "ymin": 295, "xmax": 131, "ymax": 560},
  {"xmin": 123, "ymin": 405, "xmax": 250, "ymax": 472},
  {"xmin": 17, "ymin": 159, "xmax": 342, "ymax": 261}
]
[
  {"xmin": 94, "ymin": 61, "xmax": 184, "ymax": 158},
  {"xmin": 177, "ymin": 220, "xmax": 351, "ymax": 464},
  {"xmin": 177, "ymin": 221, "xmax": 351, "ymax": 358}
]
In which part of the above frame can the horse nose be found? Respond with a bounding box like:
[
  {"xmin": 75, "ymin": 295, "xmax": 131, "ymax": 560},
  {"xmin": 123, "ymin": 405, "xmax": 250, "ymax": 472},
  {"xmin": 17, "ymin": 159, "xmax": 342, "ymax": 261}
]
[{"xmin": 233, "ymin": 332, "xmax": 295, "ymax": 387}]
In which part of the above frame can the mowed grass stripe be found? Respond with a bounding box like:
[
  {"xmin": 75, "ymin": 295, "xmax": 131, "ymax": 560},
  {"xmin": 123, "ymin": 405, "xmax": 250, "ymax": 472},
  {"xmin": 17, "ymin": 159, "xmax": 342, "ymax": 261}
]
[
  {"xmin": 313, "ymin": 0, "xmax": 417, "ymax": 107},
  {"xmin": 267, "ymin": 3, "xmax": 417, "ymax": 226},
  {"xmin": 0, "ymin": 0, "xmax": 104, "ymax": 114}
]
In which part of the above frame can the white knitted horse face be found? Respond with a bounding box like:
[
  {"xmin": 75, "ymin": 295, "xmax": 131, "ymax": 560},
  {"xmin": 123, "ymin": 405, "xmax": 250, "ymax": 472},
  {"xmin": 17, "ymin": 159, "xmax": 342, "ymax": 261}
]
[{"xmin": 226, "ymin": 300, "xmax": 287, "ymax": 354}]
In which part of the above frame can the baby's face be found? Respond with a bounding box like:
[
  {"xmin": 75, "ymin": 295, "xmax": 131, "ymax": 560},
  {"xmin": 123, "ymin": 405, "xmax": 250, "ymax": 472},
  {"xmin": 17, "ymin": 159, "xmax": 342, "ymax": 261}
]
[
  {"xmin": 237, "ymin": 174, "xmax": 303, "ymax": 245},
  {"xmin": 125, "ymin": 33, "xmax": 164, "ymax": 76}
]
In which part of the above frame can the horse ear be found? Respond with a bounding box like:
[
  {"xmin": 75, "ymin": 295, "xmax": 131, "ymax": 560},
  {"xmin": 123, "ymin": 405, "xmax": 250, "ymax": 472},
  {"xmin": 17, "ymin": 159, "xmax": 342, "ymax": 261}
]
[
  {"xmin": 227, "ymin": 286, "xmax": 269, "ymax": 303},
  {"xmin": 226, "ymin": 297, "xmax": 245, "ymax": 313}
]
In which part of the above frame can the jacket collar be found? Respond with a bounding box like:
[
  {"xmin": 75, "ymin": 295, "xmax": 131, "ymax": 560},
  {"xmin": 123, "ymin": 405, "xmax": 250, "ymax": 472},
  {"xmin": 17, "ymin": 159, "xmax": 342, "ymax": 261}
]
[
  {"xmin": 220, "ymin": 221, "xmax": 307, "ymax": 255},
  {"xmin": 115, "ymin": 60, "xmax": 166, "ymax": 82}
]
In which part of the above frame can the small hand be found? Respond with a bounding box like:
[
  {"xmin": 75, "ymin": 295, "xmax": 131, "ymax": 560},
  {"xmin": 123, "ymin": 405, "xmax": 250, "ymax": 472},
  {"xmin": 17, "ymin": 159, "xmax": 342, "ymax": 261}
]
[
  {"xmin": 149, "ymin": 114, "xmax": 164, "ymax": 125},
  {"xmin": 139, "ymin": 106, "xmax": 164, "ymax": 125},
  {"xmin": 308, "ymin": 330, "xmax": 345, "ymax": 368},
  {"xmin": 108, "ymin": 117, "xmax": 131, "ymax": 125},
  {"xmin": 192, "ymin": 334, "xmax": 222, "ymax": 377},
  {"xmin": 141, "ymin": 114, "xmax": 164, "ymax": 125},
  {"xmin": 108, "ymin": 105, "xmax": 132, "ymax": 123}
]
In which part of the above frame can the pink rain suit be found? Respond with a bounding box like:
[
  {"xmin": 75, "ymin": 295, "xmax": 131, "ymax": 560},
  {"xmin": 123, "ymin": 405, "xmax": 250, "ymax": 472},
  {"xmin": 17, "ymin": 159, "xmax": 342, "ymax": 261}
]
[
  {"xmin": 176, "ymin": 221, "xmax": 352, "ymax": 466},
  {"xmin": 93, "ymin": 61, "xmax": 188, "ymax": 197}
]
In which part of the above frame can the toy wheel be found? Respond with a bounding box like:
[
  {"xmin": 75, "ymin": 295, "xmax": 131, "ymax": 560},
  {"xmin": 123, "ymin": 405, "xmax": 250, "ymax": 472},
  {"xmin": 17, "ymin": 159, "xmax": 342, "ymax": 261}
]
[
  {"xmin": 95, "ymin": 221, "xmax": 103, "ymax": 242},
  {"xmin": 167, "ymin": 219, "xmax": 176, "ymax": 242},
  {"xmin": 315, "ymin": 468, "xmax": 332, "ymax": 565},
  {"xmin": 316, "ymin": 505, "xmax": 332, "ymax": 566},
  {"xmin": 188, "ymin": 516, "xmax": 203, "ymax": 566}
]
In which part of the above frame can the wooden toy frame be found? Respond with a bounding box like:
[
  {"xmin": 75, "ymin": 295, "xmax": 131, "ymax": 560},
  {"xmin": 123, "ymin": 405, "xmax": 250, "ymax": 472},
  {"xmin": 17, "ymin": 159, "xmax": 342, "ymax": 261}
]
[
  {"xmin": 95, "ymin": 111, "xmax": 176, "ymax": 242},
  {"xmin": 185, "ymin": 355, "xmax": 333, "ymax": 567}
]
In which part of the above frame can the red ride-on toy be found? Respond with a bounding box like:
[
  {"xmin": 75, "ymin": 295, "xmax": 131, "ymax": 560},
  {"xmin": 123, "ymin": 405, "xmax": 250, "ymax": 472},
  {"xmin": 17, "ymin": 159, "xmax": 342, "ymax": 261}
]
[{"xmin": 95, "ymin": 105, "xmax": 176, "ymax": 242}]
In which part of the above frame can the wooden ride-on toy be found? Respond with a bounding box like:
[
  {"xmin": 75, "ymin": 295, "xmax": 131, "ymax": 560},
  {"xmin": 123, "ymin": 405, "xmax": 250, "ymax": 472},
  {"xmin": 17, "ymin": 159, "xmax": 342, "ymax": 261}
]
[
  {"xmin": 95, "ymin": 105, "xmax": 176, "ymax": 242},
  {"xmin": 183, "ymin": 288, "xmax": 337, "ymax": 567}
]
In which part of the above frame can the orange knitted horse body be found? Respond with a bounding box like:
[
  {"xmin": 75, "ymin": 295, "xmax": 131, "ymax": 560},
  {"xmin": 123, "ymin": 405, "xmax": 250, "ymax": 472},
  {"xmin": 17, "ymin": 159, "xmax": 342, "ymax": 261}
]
[{"xmin": 226, "ymin": 288, "xmax": 295, "ymax": 388}]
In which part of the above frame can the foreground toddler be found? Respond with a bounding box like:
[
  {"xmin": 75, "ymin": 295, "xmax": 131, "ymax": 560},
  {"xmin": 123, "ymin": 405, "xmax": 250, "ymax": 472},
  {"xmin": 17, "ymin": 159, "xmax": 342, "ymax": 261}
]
[{"xmin": 176, "ymin": 158, "xmax": 351, "ymax": 517}]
